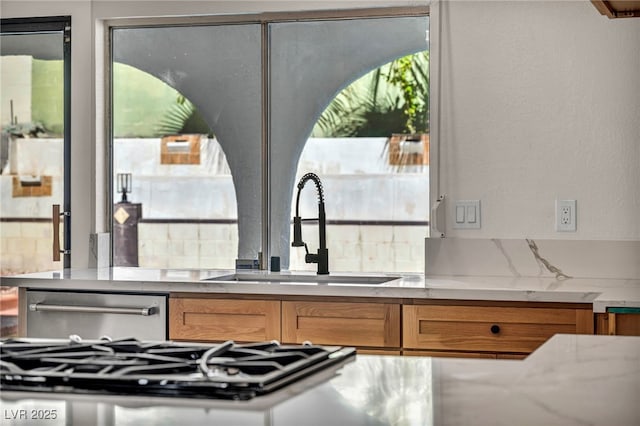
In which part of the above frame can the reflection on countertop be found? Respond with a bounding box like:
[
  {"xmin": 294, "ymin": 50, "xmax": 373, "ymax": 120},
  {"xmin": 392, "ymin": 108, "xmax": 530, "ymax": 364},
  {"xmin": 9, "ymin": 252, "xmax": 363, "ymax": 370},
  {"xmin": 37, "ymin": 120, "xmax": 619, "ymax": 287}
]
[{"xmin": 1, "ymin": 334, "xmax": 639, "ymax": 426}]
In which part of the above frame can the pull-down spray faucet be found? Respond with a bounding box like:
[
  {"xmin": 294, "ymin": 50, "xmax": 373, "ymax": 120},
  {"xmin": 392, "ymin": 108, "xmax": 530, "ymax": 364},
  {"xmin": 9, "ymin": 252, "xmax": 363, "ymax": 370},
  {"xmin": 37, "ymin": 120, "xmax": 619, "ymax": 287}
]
[{"xmin": 291, "ymin": 173, "xmax": 329, "ymax": 275}]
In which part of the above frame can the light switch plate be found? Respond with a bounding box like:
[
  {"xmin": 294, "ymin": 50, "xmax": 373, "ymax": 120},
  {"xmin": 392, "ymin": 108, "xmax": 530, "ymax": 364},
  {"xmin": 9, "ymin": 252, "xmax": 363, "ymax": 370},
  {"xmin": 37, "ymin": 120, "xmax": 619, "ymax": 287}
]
[{"xmin": 452, "ymin": 200, "xmax": 481, "ymax": 229}]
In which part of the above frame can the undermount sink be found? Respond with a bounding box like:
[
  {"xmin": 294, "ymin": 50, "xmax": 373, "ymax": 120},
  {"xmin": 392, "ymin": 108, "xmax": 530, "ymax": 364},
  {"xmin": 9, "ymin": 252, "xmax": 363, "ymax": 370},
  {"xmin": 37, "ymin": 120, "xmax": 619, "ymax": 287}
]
[{"xmin": 203, "ymin": 273, "xmax": 400, "ymax": 285}]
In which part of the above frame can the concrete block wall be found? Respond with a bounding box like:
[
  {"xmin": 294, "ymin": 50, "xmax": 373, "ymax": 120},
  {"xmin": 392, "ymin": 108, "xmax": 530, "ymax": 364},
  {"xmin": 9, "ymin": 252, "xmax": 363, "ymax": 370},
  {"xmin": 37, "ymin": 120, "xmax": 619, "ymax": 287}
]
[
  {"xmin": 114, "ymin": 138, "xmax": 427, "ymax": 221},
  {"xmin": 1, "ymin": 137, "xmax": 429, "ymax": 274},
  {"xmin": 138, "ymin": 223, "xmax": 238, "ymax": 270},
  {"xmin": 0, "ymin": 221, "xmax": 59, "ymax": 275},
  {"xmin": 3, "ymin": 138, "xmax": 62, "ymax": 177},
  {"xmin": 136, "ymin": 222, "xmax": 427, "ymax": 273},
  {"xmin": 289, "ymin": 224, "xmax": 428, "ymax": 273},
  {"xmin": 0, "ymin": 138, "xmax": 63, "ymax": 276}
]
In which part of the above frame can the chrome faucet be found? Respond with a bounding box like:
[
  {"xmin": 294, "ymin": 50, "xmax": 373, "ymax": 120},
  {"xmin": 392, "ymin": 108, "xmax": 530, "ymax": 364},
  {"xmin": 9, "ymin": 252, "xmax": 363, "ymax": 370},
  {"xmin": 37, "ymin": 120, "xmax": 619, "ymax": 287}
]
[{"xmin": 292, "ymin": 173, "xmax": 329, "ymax": 275}]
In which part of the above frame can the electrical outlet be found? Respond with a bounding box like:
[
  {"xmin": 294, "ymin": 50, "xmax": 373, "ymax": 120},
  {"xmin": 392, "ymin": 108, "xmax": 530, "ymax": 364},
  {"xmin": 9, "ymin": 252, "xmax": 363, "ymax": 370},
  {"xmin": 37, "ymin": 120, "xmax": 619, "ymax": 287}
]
[{"xmin": 556, "ymin": 199, "xmax": 576, "ymax": 232}]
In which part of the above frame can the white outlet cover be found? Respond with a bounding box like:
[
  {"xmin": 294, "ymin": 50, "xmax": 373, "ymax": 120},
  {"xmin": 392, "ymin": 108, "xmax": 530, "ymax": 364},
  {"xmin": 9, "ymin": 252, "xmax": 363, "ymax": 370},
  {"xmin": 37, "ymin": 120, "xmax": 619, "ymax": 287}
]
[{"xmin": 556, "ymin": 199, "xmax": 576, "ymax": 232}]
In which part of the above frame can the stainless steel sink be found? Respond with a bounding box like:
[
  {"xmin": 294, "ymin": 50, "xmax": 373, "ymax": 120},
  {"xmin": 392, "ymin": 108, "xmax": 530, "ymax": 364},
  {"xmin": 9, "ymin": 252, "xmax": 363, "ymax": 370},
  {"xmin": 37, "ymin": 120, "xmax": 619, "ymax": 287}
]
[{"xmin": 203, "ymin": 273, "xmax": 400, "ymax": 285}]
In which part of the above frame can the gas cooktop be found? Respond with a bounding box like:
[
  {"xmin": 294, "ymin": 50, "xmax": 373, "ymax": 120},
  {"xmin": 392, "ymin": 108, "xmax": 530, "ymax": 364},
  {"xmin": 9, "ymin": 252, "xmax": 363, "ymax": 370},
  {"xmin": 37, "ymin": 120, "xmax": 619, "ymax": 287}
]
[{"xmin": 0, "ymin": 337, "xmax": 356, "ymax": 400}]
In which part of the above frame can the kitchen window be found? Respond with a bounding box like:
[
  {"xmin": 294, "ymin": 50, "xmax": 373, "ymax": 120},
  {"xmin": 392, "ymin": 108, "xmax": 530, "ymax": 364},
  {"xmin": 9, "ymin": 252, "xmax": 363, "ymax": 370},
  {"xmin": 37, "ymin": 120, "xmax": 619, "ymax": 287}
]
[{"xmin": 108, "ymin": 8, "xmax": 429, "ymax": 272}]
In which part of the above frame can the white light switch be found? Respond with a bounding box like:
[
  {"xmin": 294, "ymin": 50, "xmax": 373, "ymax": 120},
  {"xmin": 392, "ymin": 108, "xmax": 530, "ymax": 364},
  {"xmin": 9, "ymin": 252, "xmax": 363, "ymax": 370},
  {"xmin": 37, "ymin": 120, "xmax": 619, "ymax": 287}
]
[
  {"xmin": 467, "ymin": 206, "xmax": 476, "ymax": 223},
  {"xmin": 452, "ymin": 200, "xmax": 481, "ymax": 229}
]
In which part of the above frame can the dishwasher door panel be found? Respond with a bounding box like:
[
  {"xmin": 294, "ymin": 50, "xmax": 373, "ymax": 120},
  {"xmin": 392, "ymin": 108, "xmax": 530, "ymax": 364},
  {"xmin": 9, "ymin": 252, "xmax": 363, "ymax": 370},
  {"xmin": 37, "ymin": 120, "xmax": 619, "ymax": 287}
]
[{"xmin": 26, "ymin": 291, "xmax": 167, "ymax": 340}]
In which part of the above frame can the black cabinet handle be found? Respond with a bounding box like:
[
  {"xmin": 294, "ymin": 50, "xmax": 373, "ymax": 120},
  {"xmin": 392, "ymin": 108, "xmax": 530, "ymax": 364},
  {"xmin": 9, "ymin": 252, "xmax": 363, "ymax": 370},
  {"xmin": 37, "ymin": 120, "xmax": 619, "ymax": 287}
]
[{"xmin": 490, "ymin": 324, "xmax": 501, "ymax": 334}]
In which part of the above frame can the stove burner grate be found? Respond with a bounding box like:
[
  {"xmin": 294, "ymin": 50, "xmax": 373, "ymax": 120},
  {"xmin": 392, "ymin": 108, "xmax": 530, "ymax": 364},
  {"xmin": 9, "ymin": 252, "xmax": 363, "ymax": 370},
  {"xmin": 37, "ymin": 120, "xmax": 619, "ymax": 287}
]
[{"xmin": 0, "ymin": 337, "xmax": 355, "ymax": 400}]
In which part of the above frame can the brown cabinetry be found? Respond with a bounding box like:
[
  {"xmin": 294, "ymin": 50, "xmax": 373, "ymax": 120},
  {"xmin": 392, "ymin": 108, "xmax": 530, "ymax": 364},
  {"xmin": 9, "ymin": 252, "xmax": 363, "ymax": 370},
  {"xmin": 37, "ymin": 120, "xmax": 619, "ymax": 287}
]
[
  {"xmin": 282, "ymin": 301, "xmax": 400, "ymax": 349},
  {"xmin": 169, "ymin": 297, "xmax": 280, "ymax": 342},
  {"xmin": 403, "ymin": 303, "xmax": 593, "ymax": 358},
  {"xmin": 169, "ymin": 294, "xmax": 596, "ymax": 358},
  {"xmin": 595, "ymin": 312, "xmax": 640, "ymax": 336}
]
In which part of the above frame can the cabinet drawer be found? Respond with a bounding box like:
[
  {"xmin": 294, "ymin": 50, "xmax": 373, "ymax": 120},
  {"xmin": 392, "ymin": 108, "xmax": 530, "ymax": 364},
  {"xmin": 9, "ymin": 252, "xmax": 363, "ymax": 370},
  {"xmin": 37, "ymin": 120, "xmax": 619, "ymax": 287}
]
[
  {"xmin": 403, "ymin": 350, "xmax": 497, "ymax": 359},
  {"xmin": 282, "ymin": 301, "xmax": 400, "ymax": 348},
  {"xmin": 403, "ymin": 305, "xmax": 592, "ymax": 354},
  {"xmin": 27, "ymin": 290, "xmax": 167, "ymax": 341},
  {"xmin": 169, "ymin": 298, "xmax": 280, "ymax": 342}
]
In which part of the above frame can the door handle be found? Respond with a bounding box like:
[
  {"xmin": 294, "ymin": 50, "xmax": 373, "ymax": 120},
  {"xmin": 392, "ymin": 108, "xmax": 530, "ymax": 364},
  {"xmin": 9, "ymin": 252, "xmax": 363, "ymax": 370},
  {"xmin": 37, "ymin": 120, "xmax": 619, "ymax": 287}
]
[
  {"xmin": 52, "ymin": 204, "xmax": 70, "ymax": 261},
  {"xmin": 430, "ymin": 194, "xmax": 445, "ymax": 238},
  {"xmin": 29, "ymin": 303, "xmax": 157, "ymax": 316}
]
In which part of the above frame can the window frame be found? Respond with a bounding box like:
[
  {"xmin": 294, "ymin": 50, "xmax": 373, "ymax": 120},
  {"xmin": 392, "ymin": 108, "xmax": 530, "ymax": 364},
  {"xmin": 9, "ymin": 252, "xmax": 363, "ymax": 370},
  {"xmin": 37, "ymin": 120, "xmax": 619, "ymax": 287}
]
[
  {"xmin": 1, "ymin": 15, "xmax": 72, "ymax": 268},
  {"xmin": 103, "ymin": 6, "xmax": 431, "ymax": 268}
]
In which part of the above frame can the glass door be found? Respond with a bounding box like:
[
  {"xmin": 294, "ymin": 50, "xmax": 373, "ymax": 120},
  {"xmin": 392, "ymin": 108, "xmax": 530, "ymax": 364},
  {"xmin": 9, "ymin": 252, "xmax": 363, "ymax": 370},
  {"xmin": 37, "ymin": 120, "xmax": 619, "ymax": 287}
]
[{"xmin": 0, "ymin": 16, "xmax": 71, "ymax": 276}]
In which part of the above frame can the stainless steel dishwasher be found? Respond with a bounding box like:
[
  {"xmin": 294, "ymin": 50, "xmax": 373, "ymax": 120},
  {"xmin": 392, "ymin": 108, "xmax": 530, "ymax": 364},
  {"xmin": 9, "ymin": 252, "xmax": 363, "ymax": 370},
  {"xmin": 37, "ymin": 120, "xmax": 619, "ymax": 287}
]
[{"xmin": 26, "ymin": 290, "xmax": 167, "ymax": 340}]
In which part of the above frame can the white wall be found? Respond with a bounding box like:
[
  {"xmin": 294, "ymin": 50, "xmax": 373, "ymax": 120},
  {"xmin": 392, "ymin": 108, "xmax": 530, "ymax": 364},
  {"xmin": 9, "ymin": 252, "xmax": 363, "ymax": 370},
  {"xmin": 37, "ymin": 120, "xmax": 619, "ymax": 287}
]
[{"xmin": 435, "ymin": 0, "xmax": 640, "ymax": 240}]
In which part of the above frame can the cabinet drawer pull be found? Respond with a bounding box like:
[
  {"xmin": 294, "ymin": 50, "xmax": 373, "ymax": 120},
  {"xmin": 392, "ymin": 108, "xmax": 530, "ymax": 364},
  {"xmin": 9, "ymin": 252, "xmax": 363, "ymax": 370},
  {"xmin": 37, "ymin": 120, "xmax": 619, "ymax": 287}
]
[{"xmin": 490, "ymin": 324, "xmax": 501, "ymax": 334}]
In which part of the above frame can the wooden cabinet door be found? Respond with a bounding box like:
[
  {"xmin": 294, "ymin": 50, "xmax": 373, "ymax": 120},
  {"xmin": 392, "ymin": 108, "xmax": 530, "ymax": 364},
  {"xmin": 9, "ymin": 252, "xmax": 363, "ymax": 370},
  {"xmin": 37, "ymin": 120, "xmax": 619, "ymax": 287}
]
[
  {"xmin": 169, "ymin": 297, "xmax": 280, "ymax": 342},
  {"xmin": 596, "ymin": 312, "xmax": 640, "ymax": 335},
  {"xmin": 404, "ymin": 304, "xmax": 592, "ymax": 354},
  {"xmin": 282, "ymin": 301, "xmax": 400, "ymax": 348}
]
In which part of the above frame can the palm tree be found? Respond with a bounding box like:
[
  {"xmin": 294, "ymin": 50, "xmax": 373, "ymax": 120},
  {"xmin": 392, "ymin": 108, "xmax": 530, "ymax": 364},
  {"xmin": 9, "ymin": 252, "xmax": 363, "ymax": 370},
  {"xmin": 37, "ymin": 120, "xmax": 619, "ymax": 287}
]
[
  {"xmin": 313, "ymin": 51, "xmax": 429, "ymax": 138},
  {"xmin": 156, "ymin": 95, "xmax": 213, "ymax": 137}
]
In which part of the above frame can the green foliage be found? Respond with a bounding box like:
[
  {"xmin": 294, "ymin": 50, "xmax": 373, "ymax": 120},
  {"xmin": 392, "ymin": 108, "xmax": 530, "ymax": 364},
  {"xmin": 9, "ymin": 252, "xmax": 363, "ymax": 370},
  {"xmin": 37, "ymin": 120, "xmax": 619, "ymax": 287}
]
[
  {"xmin": 31, "ymin": 60, "xmax": 213, "ymax": 138},
  {"xmin": 313, "ymin": 51, "xmax": 429, "ymax": 138},
  {"xmin": 312, "ymin": 84, "xmax": 376, "ymax": 137},
  {"xmin": 156, "ymin": 95, "xmax": 213, "ymax": 137},
  {"xmin": 26, "ymin": 53, "xmax": 427, "ymax": 139},
  {"xmin": 112, "ymin": 63, "xmax": 178, "ymax": 137},
  {"xmin": 2, "ymin": 121, "xmax": 47, "ymax": 138},
  {"xmin": 154, "ymin": 97, "xmax": 193, "ymax": 136},
  {"xmin": 386, "ymin": 51, "xmax": 429, "ymax": 134},
  {"xmin": 31, "ymin": 60, "xmax": 64, "ymax": 136}
]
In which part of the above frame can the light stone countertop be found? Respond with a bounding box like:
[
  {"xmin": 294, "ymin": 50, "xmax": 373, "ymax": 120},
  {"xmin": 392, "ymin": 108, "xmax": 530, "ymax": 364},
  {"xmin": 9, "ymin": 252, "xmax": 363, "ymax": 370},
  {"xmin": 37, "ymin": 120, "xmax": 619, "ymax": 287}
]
[
  {"xmin": 2, "ymin": 267, "xmax": 639, "ymax": 312},
  {"xmin": 1, "ymin": 334, "xmax": 639, "ymax": 425}
]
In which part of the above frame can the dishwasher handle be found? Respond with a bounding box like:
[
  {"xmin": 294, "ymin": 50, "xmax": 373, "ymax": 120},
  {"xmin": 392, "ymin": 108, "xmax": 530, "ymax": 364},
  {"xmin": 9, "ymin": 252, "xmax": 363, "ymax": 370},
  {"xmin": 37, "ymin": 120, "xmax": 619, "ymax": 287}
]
[{"xmin": 29, "ymin": 303, "xmax": 157, "ymax": 316}]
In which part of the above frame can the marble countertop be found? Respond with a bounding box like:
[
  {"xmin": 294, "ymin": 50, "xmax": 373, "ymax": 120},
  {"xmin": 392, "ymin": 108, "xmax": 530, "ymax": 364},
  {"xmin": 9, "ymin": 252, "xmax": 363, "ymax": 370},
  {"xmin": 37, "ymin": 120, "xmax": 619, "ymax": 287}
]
[
  {"xmin": 1, "ymin": 334, "xmax": 639, "ymax": 426},
  {"xmin": 2, "ymin": 267, "xmax": 639, "ymax": 312}
]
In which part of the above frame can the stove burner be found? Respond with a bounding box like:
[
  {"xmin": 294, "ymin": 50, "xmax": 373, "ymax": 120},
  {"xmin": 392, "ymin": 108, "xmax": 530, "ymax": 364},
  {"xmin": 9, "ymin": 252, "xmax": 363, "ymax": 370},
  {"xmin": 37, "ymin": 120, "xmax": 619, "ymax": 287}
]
[{"xmin": 0, "ymin": 337, "xmax": 356, "ymax": 400}]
